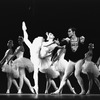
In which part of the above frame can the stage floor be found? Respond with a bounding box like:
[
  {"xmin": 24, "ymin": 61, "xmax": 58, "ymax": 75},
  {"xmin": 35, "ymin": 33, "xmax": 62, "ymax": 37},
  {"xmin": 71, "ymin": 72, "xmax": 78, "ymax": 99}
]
[{"xmin": 0, "ymin": 94, "xmax": 100, "ymax": 100}]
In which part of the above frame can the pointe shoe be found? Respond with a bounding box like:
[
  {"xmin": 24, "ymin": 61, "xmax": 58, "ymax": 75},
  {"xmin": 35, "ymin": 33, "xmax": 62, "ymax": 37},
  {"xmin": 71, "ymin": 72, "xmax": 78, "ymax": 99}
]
[
  {"xmin": 18, "ymin": 90, "xmax": 22, "ymax": 94},
  {"xmin": 45, "ymin": 90, "xmax": 48, "ymax": 94},
  {"xmin": 79, "ymin": 90, "xmax": 85, "ymax": 95},
  {"xmin": 33, "ymin": 86, "xmax": 38, "ymax": 94},
  {"xmin": 51, "ymin": 90, "xmax": 60, "ymax": 94},
  {"xmin": 71, "ymin": 88, "xmax": 76, "ymax": 94},
  {"xmin": 30, "ymin": 87, "xmax": 35, "ymax": 94},
  {"xmin": 86, "ymin": 91, "xmax": 90, "ymax": 95},
  {"xmin": 6, "ymin": 90, "xmax": 10, "ymax": 94}
]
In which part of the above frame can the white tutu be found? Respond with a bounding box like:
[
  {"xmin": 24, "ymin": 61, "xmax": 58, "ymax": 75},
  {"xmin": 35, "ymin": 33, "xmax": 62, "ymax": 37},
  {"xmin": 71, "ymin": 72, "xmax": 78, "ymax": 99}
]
[
  {"xmin": 2, "ymin": 62, "xmax": 19, "ymax": 78},
  {"xmin": 12, "ymin": 57, "xmax": 34, "ymax": 73},
  {"xmin": 38, "ymin": 55, "xmax": 59, "ymax": 78},
  {"xmin": 39, "ymin": 48, "xmax": 67, "ymax": 78},
  {"xmin": 2, "ymin": 62, "xmax": 12, "ymax": 73},
  {"xmin": 82, "ymin": 61, "xmax": 100, "ymax": 78},
  {"xmin": 42, "ymin": 67, "xmax": 60, "ymax": 79},
  {"xmin": 39, "ymin": 56, "xmax": 51, "ymax": 73}
]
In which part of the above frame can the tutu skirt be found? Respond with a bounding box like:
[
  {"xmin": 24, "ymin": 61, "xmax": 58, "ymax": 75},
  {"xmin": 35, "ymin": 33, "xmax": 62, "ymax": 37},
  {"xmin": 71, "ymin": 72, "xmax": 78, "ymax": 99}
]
[
  {"xmin": 2, "ymin": 62, "xmax": 19, "ymax": 78},
  {"xmin": 43, "ymin": 67, "xmax": 60, "ymax": 79},
  {"xmin": 12, "ymin": 57, "xmax": 34, "ymax": 73},
  {"xmin": 39, "ymin": 57, "xmax": 60, "ymax": 79},
  {"xmin": 2, "ymin": 62, "xmax": 12, "ymax": 73},
  {"xmin": 82, "ymin": 61, "xmax": 100, "ymax": 78}
]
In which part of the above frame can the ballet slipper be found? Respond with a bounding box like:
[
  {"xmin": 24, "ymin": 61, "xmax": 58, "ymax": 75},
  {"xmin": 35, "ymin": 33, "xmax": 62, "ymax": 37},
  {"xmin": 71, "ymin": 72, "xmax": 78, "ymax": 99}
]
[
  {"xmin": 6, "ymin": 90, "xmax": 10, "ymax": 94},
  {"xmin": 70, "ymin": 87, "xmax": 77, "ymax": 94},
  {"xmin": 79, "ymin": 90, "xmax": 85, "ymax": 95},
  {"xmin": 30, "ymin": 87, "xmax": 35, "ymax": 94},
  {"xmin": 86, "ymin": 90, "xmax": 90, "ymax": 95},
  {"xmin": 33, "ymin": 86, "xmax": 38, "ymax": 94},
  {"xmin": 45, "ymin": 90, "xmax": 48, "ymax": 94},
  {"xmin": 51, "ymin": 89, "xmax": 60, "ymax": 94},
  {"xmin": 17, "ymin": 89, "xmax": 22, "ymax": 94}
]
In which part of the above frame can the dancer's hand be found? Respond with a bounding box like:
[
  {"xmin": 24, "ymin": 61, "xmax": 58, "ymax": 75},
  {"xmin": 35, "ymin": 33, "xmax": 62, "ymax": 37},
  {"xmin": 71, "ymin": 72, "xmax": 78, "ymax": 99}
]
[
  {"xmin": 80, "ymin": 36, "xmax": 85, "ymax": 43},
  {"xmin": 62, "ymin": 37, "xmax": 70, "ymax": 42},
  {"xmin": 22, "ymin": 21, "xmax": 27, "ymax": 31},
  {"xmin": 54, "ymin": 39, "xmax": 60, "ymax": 45},
  {"xmin": 65, "ymin": 37, "xmax": 70, "ymax": 42}
]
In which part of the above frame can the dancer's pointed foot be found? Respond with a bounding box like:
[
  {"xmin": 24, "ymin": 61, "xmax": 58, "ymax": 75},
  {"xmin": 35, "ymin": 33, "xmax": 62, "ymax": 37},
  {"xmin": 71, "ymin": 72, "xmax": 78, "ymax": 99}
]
[
  {"xmin": 71, "ymin": 87, "xmax": 76, "ymax": 94},
  {"xmin": 33, "ymin": 86, "xmax": 38, "ymax": 94},
  {"xmin": 45, "ymin": 90, "xmax": 48, "ymax": 94},
  {"xmin": 30, "ymin": 87, "xmax": 35, "ymax": 94},
  {"xmin": 6, "ymin": 90, "xmax": 10, "ymax": 94},
  {"xmin": 79, "ymin": 90, "xmax": 85, "ymax": 95},
  {"xmin": 86, "ymin": 90, "xmax": 90, "ymax": 95},
  {"xmin": 51, "ymin": 90, "xmax": 60, "ymax": 94},
  {"xmin": 18, "ymin": 89, "xmax": 22, "ymax": 94}
]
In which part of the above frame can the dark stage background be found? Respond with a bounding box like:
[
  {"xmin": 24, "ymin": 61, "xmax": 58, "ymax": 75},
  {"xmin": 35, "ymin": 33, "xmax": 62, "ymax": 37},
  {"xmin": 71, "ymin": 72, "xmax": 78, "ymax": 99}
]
[{"xmin": 0, "ymin": 0, "xmax": 100, "ymax": 94}]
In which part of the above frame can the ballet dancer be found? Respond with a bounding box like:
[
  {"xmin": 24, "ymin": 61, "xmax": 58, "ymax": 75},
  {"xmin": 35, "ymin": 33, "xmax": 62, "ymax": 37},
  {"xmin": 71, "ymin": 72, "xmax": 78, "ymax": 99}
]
[
  {"xmin": 53, "ymin": 27, "xmax": 86, "ymax": 94},
  {"xmin": 22, "ymin": 21, "xmax": 42, "ymax": 94},
  {"xmin": 39, "ymin": 31, "xmax": 75, "ymax": 94},
  {"xmin": 7, "ymin": 36, "xmax": 34, "ymax": 94},
  {"xmin": 82, "ymin": 43, "xmax": 100, "ymax": 94},
  {"xmin": 0, "ymin": 40, "xmax": 19, "ymax": 93}
]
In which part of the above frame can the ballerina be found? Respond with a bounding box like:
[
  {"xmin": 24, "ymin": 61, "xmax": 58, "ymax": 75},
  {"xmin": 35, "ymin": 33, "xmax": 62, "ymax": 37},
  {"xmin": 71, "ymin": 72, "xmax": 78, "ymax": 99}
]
[
  {"xmin": 22, "ymin": 21, "xmax": 44, "ymax": 94},
  {"xmin": 0, "ymin": 40, "xmax": 19, "ymax": 93},
  {"xmin": 38, "ymin": 30, "xmax": 75, "ymax": 94},
  {"xmin": 82, "ymin": 43, "xmax": 100, "ymax": 94},
  {"xmin": 7, "ymin": 36, "xmax": 34, "ymax": 94}
]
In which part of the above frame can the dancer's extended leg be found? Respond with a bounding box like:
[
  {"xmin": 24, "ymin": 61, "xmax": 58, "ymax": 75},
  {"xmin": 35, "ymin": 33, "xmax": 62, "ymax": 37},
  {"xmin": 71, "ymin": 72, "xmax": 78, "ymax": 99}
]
[
  {"xmin": 33, "ymin": 67, "xmax": 39, "ymax": 94},
  {"xmin": 75, "ymin": 60, "xmax": 85, "ymax": 95},
  {"xmin": 6, "ymin": 74, "xmax": 12, "ymax": 93},
  {"xmin": 94, "ymin": 77, "xmax": 100, "ymax": 91},
  {"xmin": 12, "ymin": 79, "xmax": 19, "ymax": 92},
  {"xmin": 52, "ymin": 61, "xmax": 75, "ymax": 94},
  {"xmin": 67, "ymin": 79, "xmax": 76, "ymax": 94},
  {"xmin": 18, "ymin": 69, "xmax": 24, "ymax": 93},
  {"xmin": 86, "ymin": 73, "xmax": 93, "ymax": 94},
  {"xmin": 45, "ymin": 75, "xmax": 52, "ymax": 94},
  {"xmin": 51, "ymin": 80, "xmax": 58, "ymax": 91},
  {"xmin": 23, "ymin": 75, "xmax": 34, "ymax": 93}
]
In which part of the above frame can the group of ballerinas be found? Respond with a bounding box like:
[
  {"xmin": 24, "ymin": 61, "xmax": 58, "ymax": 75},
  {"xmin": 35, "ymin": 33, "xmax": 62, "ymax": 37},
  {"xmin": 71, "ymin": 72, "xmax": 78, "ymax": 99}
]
[{"xmin": 0, "ymin": 21, "xmax": 100, "ymax": 95}]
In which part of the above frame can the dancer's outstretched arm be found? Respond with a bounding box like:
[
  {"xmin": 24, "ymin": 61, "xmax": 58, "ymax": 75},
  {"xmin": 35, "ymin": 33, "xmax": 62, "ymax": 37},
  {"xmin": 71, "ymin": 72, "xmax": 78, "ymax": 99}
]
[
  {"xmin": 0, "ymin": 50, "xmax": 10, "ymax": 66},
  {"xmin": 96, "ymin": 57, "xmax": 100, "ymax": 67},
  {"xmin": 7, "ymin": 46, "xmax": 22, "ymax": 63},
  {"xmin": 62, "ymin": 37, "xmax": 70, "ymax": 42},
  {"xmin": 22, "ymin": 21, "xmax": 32, "ymax": 48}
]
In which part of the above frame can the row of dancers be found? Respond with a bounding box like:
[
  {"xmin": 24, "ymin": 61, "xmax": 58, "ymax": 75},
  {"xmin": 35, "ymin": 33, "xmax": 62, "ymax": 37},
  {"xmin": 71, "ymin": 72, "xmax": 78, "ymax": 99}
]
[{"xmin": 0, "ymin": 21, "xmax": 100, "ymax": 95}]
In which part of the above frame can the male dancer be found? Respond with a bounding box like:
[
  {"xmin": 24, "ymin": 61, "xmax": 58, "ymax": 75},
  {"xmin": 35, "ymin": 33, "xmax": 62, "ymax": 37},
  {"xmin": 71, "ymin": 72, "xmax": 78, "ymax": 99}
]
[{"xmin": 53, "ymin": 27, "xmax": 86, "ymax": 94}]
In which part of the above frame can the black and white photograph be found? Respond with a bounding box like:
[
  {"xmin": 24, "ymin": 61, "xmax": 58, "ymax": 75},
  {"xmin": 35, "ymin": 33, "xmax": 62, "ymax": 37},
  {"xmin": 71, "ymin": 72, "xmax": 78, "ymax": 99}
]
[{"xmin": 0, "ymin": 0, "xmax": 100, "ymax": 100}]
